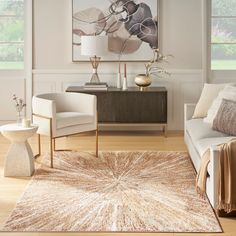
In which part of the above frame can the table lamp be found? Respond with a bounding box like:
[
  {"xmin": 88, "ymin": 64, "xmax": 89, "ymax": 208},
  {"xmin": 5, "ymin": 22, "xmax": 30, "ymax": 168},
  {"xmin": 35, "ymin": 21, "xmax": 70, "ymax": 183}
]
[{"xmin": 81, "ymin": 35, "xmax": 108, "ymax": 83}]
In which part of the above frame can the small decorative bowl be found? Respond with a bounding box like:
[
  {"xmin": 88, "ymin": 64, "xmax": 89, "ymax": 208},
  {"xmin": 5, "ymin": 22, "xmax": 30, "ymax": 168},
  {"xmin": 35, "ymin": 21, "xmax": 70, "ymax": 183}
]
[{"xmin": 135, "ymin": 74, "xmax": 152, "ymax": 91}]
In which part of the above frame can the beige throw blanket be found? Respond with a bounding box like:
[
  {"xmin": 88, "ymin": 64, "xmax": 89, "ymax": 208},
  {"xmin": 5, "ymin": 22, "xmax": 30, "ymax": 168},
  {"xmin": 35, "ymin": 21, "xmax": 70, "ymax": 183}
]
[{"xmin": 196, "ymin": 139, "xmax": 236, "ymax": 213}]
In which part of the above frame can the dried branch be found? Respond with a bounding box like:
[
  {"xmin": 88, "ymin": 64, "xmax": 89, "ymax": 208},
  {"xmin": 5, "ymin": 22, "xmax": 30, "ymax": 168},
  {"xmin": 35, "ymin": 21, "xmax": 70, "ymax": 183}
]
[{"xmin": 144, "ymin": 49, "xmax": 173, "ymax": 78}]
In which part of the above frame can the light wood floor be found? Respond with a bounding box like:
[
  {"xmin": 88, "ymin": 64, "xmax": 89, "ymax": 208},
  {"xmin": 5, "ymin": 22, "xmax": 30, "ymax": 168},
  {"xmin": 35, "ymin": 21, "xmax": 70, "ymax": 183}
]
[{"xmin": 0, "ymin": 131, "xmax": 235, "ymax": 236}]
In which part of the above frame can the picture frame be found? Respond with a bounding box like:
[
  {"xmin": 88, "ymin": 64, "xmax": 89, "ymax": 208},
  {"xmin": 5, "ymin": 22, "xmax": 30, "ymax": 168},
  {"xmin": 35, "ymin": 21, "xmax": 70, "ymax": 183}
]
[{"xmin": 72, "ymin": 0, "xmax": 159, "ymax": 62}]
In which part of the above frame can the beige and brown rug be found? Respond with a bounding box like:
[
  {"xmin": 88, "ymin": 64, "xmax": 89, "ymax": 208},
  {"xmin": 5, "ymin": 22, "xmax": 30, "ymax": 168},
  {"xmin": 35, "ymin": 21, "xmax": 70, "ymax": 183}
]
[{"xmin": 2, "ymin": 151, "xmax": 222, "ymax": 232}]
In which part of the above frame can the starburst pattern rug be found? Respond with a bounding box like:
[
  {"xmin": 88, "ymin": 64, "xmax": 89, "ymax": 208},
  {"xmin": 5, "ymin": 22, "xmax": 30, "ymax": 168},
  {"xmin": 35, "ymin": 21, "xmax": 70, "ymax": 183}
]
[{"xmin": 2, "ymin": 151, "xmax": 222, "ymax": 232}]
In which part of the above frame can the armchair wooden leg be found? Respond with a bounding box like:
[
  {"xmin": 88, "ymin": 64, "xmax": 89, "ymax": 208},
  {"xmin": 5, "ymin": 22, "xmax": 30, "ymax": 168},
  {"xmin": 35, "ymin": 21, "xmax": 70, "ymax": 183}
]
[
  {"xmin": 34, "ymin": 134, "xmax": 41, "ymax": 159},
  {"xmin": 49, "ymin": 118, "xmax": 54, "ymax": 168},
  {"xmin": 96, "ymin": 129, "xmax": 98, "ymax": 157},
  {"xmin": 163, "ymin": 125, "xmax": 168, "ymax": 138},
  {"xmin": 50, "ymin": 137, "xmax": 54, "ymax": 168},
  {"xmin": 53, "ymin": 137, "xmax": 56, "ymax": 152}
]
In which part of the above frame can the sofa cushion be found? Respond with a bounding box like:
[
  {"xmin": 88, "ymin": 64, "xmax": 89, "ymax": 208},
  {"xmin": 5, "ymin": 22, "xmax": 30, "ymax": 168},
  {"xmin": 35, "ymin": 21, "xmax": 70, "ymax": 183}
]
[
  {"xmin": 192, "ymin": 83, "xmax": 227, "ymax": 118},
  {"xmin": 56, "ymin": 112, "xmax": 94, "ymax": 129},
  {"xmin": 204, "ymin": 85, "xmax": 236, "ymax": 125},
  {"xmin": 185, "ymin": 119, "xmax": 228, "ymax": 143},
  {"xmin": 213, "ymin": 99, "xmax": 236, "ymax": 136},
  {"xmin": 195, "ymin": 137, "xmax": 235, "ymax": 157}
]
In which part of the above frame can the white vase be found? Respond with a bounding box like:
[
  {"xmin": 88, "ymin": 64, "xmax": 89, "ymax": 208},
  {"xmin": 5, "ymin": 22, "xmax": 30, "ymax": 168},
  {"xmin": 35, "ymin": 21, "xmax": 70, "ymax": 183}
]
[
  {"xmin": 122, "ymin": 77, "xmax": 128, "ymax": 90},
  {"xmin": 117, "ymin": 73, "xmax": 121, "ymax": 89},
  {"xmin": 17, "ymin": 111, "xmax": 23, "ymax": 126}
]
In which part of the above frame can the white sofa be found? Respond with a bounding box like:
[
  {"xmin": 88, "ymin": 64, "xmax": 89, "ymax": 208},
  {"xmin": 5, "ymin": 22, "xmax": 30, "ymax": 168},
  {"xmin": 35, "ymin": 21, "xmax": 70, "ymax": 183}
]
[{"xmin": 184, "ymin": 103, "xmax": 235, "ymax": 209}]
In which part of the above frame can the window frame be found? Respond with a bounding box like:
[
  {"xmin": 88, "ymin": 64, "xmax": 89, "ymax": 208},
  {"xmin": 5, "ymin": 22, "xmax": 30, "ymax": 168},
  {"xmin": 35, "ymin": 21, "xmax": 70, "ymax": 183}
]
[
  {"xmin": 0, "ymin": 0, "xmax": 25, "ymax": 73},
  {"xmin": 209, "ymin": 0, "xmax": 236, "ymax": 72},
  {"xmin": 0, "ymin": 0, "xmax": 33, "ymax": 118}
]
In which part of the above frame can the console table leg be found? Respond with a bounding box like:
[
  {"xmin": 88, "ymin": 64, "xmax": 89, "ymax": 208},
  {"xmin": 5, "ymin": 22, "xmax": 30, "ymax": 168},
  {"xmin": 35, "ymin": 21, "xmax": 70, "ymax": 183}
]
[
  {"xmin": 96, "ymin": 129, "xmax": 98, "ymax": 157},
  {"xmin": 163, "ymin": 125, "xmax": 168, "ymax": 138}
]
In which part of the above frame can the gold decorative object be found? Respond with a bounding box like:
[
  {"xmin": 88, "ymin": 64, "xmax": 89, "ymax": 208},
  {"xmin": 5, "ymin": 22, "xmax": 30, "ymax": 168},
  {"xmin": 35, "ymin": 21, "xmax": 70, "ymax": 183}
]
[
  {"xmin": 90, "ymin": 56, "xmax": 101, "ymax": 83},
  {"xmin": 134, "ymin": 74, "xmax": 152, "ymax": 91},
  {"xmin": 135, "ymin": 49, "xmax": 172, "ymax": 91}
]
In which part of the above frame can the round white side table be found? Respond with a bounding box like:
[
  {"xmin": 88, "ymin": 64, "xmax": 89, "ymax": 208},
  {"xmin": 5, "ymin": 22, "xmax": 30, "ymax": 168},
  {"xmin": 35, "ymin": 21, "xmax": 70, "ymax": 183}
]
[{"xmin": 0, "ymin": 124, "xmax": 38, "ymax": 177}]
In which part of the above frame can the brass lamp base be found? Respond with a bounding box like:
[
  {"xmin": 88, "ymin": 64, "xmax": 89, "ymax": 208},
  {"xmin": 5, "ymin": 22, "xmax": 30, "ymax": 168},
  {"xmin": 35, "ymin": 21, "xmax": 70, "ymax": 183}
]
[
  {"xmin": 90, "ymin": 73, "xmax": 100, "ymax": 83},
  {"xmin": 90, "ymin": 56, "xmax": 101, "ymax": 83}
]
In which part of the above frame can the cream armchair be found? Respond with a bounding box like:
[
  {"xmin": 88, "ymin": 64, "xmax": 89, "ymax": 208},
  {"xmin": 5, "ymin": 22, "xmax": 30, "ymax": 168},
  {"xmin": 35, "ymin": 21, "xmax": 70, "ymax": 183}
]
[{"xmin": 32, "ymin": 93, "xmax": 98, "ymax": 168}]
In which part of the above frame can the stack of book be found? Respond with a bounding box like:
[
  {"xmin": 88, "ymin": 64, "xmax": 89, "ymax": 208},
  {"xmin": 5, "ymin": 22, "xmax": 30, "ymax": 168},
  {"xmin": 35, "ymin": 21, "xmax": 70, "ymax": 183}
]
[{"xmin": 83, "ymin": 82, "xmax": 108, "ymax": 91}]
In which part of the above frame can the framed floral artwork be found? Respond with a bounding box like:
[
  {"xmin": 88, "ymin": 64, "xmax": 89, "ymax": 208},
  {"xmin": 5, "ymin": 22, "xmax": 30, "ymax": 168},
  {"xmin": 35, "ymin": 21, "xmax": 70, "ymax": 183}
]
[{"xmin": 72, "ymin": 0, "xmax": 159, "ymax": 62}]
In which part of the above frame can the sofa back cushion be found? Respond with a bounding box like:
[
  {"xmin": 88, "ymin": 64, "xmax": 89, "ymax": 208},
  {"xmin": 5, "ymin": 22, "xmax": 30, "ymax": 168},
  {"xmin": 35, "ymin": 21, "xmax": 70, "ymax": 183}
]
[{"xmin": 192, "ymin": 83, "xmax": 228, "ymax": 118}]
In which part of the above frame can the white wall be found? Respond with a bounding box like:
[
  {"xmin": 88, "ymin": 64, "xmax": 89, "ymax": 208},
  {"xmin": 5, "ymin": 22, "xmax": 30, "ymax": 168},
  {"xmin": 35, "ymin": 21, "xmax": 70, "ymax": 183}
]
[
  {"xmin": 161, "ymin": 0, "xmax": 202, "ymax": 70},
  {"xmin": 1, "ymin": 0, "xmax": 204, "ymax": 129},
  {"xmin": 0, "ymin": 76, "xmax": 25, "ymax": 122},
  {"xmin": 0, "ymin": 69, "xmax": 25, "ymax": 123}
]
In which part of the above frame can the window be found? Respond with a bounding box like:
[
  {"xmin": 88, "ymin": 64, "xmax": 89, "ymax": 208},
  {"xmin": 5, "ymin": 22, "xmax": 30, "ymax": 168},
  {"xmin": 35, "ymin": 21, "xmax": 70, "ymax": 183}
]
[
  {"xmin": 211, "ymin": 0, "xmax": 236, "ymax": 70},
  {"xmin": 0, "ymin": 0, "xmax": 24, "ymax": 70}
]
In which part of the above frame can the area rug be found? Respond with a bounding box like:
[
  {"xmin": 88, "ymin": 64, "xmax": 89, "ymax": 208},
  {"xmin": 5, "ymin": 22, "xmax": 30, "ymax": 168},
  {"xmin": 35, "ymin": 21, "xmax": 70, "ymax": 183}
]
[{"xmin": 2, "ymin": 151, "xmax": 222, "ymax": 232}]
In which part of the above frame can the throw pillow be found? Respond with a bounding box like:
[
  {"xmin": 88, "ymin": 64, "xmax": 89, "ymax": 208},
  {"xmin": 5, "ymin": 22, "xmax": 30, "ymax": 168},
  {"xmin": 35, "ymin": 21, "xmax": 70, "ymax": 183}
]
[
  {"xmin": 213, "ymin": 99, "xmax": 236, "ymax": 136},
  {"xmin": 192, "ymin": 83, "xmax": 228, "ymax": 118},
  {"xmin": 204, "ymin": 85, "xmax": 236, "ymax": 125}
]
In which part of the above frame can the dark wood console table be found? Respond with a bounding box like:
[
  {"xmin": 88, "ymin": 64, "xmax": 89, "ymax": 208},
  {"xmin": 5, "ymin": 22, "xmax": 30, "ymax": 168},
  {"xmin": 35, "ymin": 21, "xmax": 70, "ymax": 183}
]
[{"xmin": 66, "ymin": 87, "xmax": 168, "ymax": 136}]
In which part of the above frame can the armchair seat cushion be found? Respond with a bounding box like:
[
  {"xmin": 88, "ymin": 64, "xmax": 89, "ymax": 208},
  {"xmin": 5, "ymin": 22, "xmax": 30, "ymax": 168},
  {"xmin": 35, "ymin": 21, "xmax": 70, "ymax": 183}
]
[{"xmin": 56, "ymin": 112, "xmax": 94, "ymax": 129}]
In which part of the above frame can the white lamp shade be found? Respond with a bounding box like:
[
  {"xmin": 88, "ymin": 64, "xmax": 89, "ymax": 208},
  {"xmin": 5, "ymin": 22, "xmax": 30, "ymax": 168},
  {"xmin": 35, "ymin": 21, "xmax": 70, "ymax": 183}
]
[{"xmin": 81, "ymin": 35, "xmax": 108, "ymax": 56}]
